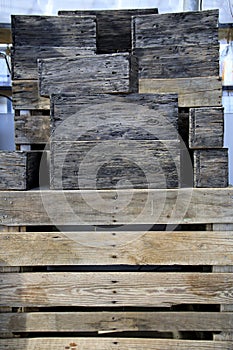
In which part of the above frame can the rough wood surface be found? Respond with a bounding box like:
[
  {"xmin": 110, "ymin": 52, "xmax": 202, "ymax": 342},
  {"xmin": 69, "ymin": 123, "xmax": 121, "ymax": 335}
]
[
  {"xmin": 189, "ymin": 107, "xmax": 224, "ymax": 149},
  {"xmin": 1, "ymin": 230, "xmax": 233, "ymax": 266},
  {"xmin": 0, "ymin": 151, "xmax": 41, "ymax": 190},
  {"xmin": 11, "ymin": 15, "xmax": 96, "ymax": 48},
  {"xmin": 132, "ymin": 10, "xmax": 219, "ymax": 79},
  {"xmin": 1, "ymin": 188, "xmax": 233, "ymax": 226},
  {"xmin": 12, "ymin": 46, "xmax": 95, "ymax": 80},
  {"xmin": 0, "ymin": 338, "xmax": 231, "ymax": 350},
  {"xmin": 12, "ymin": 80, "xmax": 50, "ymax": 110},
  {"xmin": 139, "ymin": 77, "xmax": 222, "ymax": 108},
  {"xmin": 51, "ymin": 93, "xmax": 178, "ymax": 141},
  {"xmin": 194, "ymin": 149, "xmax": 228, "ymax": 188},
  {"xmin": 0, "ymin": 311, "xmax": 233, "ymax": 333},
  {"xmin": 1, "ymin": 272, "xmax": 233, "ymax": 307},
  {"xmin": 59, "ymin": 9, "xmax": 158, "ymax": 53},
  {"xmin": 15, "ymin": 110, "xmax": 50, "ymax": 144},
  {"xmin": 39, "ymin": 53, "xmax": 138, "ymax": 96}
]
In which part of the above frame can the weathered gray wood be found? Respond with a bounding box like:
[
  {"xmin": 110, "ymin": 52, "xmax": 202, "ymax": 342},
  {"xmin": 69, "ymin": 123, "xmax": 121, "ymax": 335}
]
[
  {"xmin": 0, "ymin": 311, "xmax": 233, "ymax": 332},
  {"xmin": 0, "ymin": 151, "xmax": 41, "ymax": 190},
  {"xmin": 1, "ymin": 188, "xmax": 233, "ymax": 226},
  {"xmin": 189, "ymin": 107, "xmax": 224, "ymax": 149},
  {"xmin": 12, "ymin": 80, "xmax": 50, "ymax": 110},
  {"xmin": 50, "ymin": 140, "xmax": 180, "ymax": 189},
  {"xmin": 59, "ymin": 9, "xmax": 158, "ymax": 53},
  {"xmin": 1, "ymin": 272, "xmax": 233, "ymax": 307},
  {"xmin": 11, "ymin": 15, "xmax": 96, "ymax": 48},
  {"xmin": 139, "ymin": 77, "xmax": 222, "ymax": 108},
  {"xmin": 51, "ymin": 93, "xmax": 178, "ymax": 141},
  {"xmin": 194, "ymin": 149, "xmax": 228, "ymax": 188},
  {"xmin": 1, "ymin": 230, "xmax": 233, "ymax": 266},
  {"xmin": 0, "ymin": 338, "xmax": 231, "ymax": 350},
  {"xmin": 39, "ymin": 53, "xmax": 138, "ymax": 96},
  {"xmin": 132, "ymin": 10, "xmax": 219, "ymax": 79},
  {"xmin": 15, "ymin": 110, "xmax": 50, "ymax": 144},
  {"xmin": 12, "ymin": 46, "xmax": 95, "ymax": 80}
]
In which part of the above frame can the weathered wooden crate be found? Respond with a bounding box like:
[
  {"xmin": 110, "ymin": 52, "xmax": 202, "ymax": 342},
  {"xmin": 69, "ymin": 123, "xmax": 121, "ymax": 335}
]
[
  {"xmin": 0, "ymin": 151, "xmax": 41, "ymax": 190},
  {"xmin": 39, "ymin": 53, "xmax": 138, "ymax": 96},
  {"xmin": 58, "ymin": 8, "xmax": 158, "ymax": 53}
]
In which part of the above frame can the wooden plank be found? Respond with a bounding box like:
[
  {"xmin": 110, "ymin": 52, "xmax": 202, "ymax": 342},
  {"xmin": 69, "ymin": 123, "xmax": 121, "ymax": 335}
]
[
  {"xmin": 12, "ymin": 80, "xmax": 50, "ymax": 110},
  {"xmin": 189, "ymin": 107, "xmax": 224, "ymax": 149},
  {"xmin": 50, "ymin": 140, "xmax": 180, "ymax": 189},
  {"xmin": 59, "ymin": 9, "xmax": 158, "ymax": 53},
  {"xmin": 14, "ymin": 110, "xmax": 50, "ymax": 144},
  {"xmin": 0, "ymin": 28, "xmax": 12, "ymax": 44},
  {"xmin": 219, "ymin": 27, "xmax": 233, "ymax": 41},
  {"xmin": 139, "ymin": 77, "xmax": 222, "ymax": 108},
  {"xmin": 11, "ymin": 15, "xmax": 96, "ymax": 48},
  {"xmin": 0, "ymin": 338, "xmax": 231, "ymax": 350},
  {"xmin": 1, "ymin": 230, "xmax": 233, "ymax": 266},
  {"xmin": 12, "ymin": 46, "xmax": 95, "ymax": 80},
  {"xmin": 51, "ymin": 93, "xmax": 179, "ymax": 141},
  {"xmin": 194, "ymin": 149, "xmax": 228, "ymax": 188},
  {"xmin": 132, "ymin": 10, "xmax": 219, "ymax": 79},
  {"xmin": 1, "ymin": 188, "xmax": 233, "ymax": 226},
  {"xmin": 39, "ymin": 53, "xmax": 138, "ymax": 96},
  {"xmin": 1, "ymin": 272, "xmax": 233, "ymax": 307},
  {"xmin": 0, "ymin": 311, "xmax": 233, "ymax": 333},
  {"xmin": 0, "ymin": 151, "xmax": 41, "ymax": 190}
]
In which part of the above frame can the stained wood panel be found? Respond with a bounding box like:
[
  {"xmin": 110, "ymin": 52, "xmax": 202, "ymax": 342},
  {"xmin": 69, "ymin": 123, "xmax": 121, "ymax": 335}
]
[
  {"xmin": 1, "ymin": 231, "xmax": 233, "ymax": 266},
  {"xmin": 59, "ymin": 9, "xmax": 158, "ymax": 53},
  {"xmin": 39, "ymin": 53, "xmax": 138, "ymax": 96},
  {"xmin": 189, "ymin": 107, "xmax": 224, "ymax": 149}
]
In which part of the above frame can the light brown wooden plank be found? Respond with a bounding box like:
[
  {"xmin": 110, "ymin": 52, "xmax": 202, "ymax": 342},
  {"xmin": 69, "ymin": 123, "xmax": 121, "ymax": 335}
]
[
  {"xmin": 1, "ymin": 231, "xmax": 233, "ymax": 266},
  {"xmin": 139, "ymin": 77, "xmax": 222, "ymax": 108},
  {"xmin": 0, "ymin": 28, "xmax": 11, "ymax": 44},
  {"xmin": 0, "ymin": 272, "xmax": 233, "ymax": 307},
  {"xmin": 1, "ymin": 188, "xmax": 233, "ymax": 226},
  {"xmin": 0, "ymin": 337, "xmax": 232, "ymax": 350},
  {"xmin": 0, "ymin": 311, "xmax": 233, "ymax": 333}
]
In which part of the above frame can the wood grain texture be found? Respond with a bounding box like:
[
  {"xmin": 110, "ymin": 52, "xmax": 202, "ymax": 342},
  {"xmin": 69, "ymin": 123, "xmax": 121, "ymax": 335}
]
[
  {"xmin": 39, "ymin": 53, "xmax": 138, "ymax": 96},
  {"xmin": 12, "ymin": 46, "xmax": 95, "ymax": 80},
  {"xmin": 51, "ymin": 93, "xmax": 178, "ymax": 141},
  {"xmin": 1, "ymin": 272, "xmax": 233, "ymax": 307},
  {"xmin": 1, "ymin": 311, "xmax": 233, "ymax": 332},
  {"xmin": 59, "ymin": 9, "xmax": 158, "ymax": 53},
  {"xmin": 0, "ymin": 338, "xmax": 232, "ymax": 350},
  {"xmin": 1, "ymin": 230, "xmax": 233, "ymax": 266},
  {"xmin": 0, "ymin": 151, "xmax": 41, "ymax": 190},
  {"xmin": 12, "ymin": 80, "xmax": 50, "ymax": 110},
  {"xmin": 1, "ymin": 188, "xmax": 233, "ymax": 226},
  {"xmin": 189, "ymin": 107, "xmax": 224, "ymax": 149},
  {"xmin": 132, "ymin": 10, "xmax": 219, "ymax": 79},
  {"xmin": 11, "ymin": 15, "xmax": 96, "ymax": 48},
  {"xmin": 15, "ymin": 110, "xmax": 50, "ymax": 144},
  {"xmin": 194, "ymin": 149, "xmax": 228, "ymax": 188},
  {"xmin": 139, "ymin": 77, "xmax": 222, "ymax": 108}
]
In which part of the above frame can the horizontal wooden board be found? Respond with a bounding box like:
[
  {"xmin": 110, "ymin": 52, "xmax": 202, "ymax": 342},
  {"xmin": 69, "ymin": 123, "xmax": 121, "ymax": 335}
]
[
  {"xmin": 139, "ymin": 77, "xmax": 222, "ymax": 108},
  {"xmin": 11, "ymin": 15, "xmax": 96, "ymax": 48},
  {"xmin": 0, "ymin": 338, "xmax": 231, "ymax": 350},
  {"xmin": 59, "ymin": 9, "xmax": 158, "ymax": 53},
  {"xmin": 1, "ymin": 188, "xmax": 233, "ymax": 226},
  {"xmin": 1, "ymin": 311, "xmax": 233, "ymax": 333},
  {"xmin": 189, "ymin": 107, "xmax": 224, "ymax": 149},
  {"xmin": 12, "ymin": 46, "xmax": 95, "ymax": 80},
  {"xmin": 15, "ymin": 110, "xmax": 50, "ymax": 144},
  {"xmin": 51, "ymin": 93, "xmax": 179, "ymax": 141},
  {"xmin": 0, "ymin": 151, "xmax": 41, "ymax": 190},
  {"xmin": 1, "ymin": 272, "xmax": 233, "ymax": 307},
  {"xmin": 50, "ymin": 140, "xmax": 181, "ymax": 189},
  {"xmin": 194, "ymin": 149, "xmax": 228, "ymax": 188},
  {"xmin": 39, "ymin": 53, "xmax": 138, "ymax": 96},
  {"xmin": 12, "ymin": 80, "xmax": 50, "ymax": 110},
  {"xmin": 1, "ymin": 231, "xmax": 233, "ymax": 266}
]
